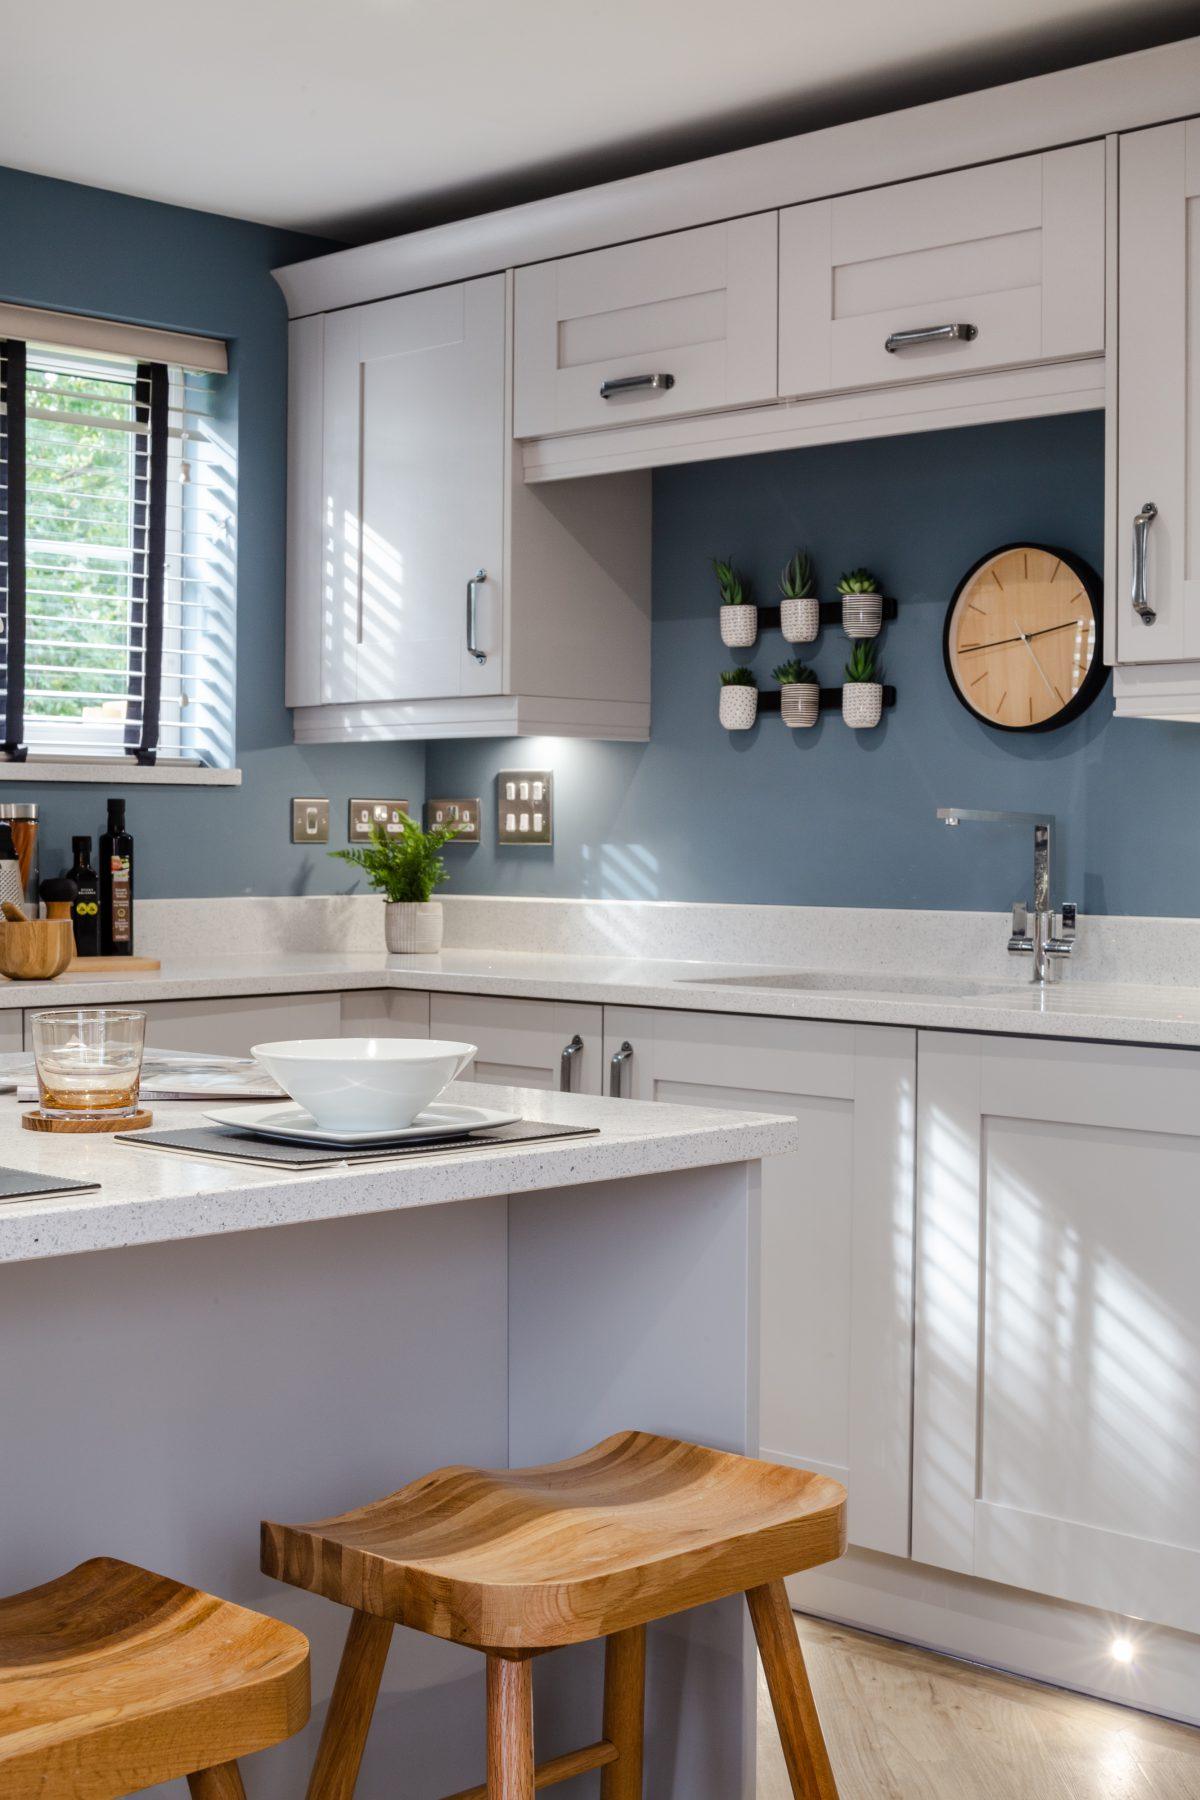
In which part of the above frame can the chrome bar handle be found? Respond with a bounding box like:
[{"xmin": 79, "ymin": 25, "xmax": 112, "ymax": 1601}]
[
  {"xmin": 599, "ymin": 373, "xmax": 676, "ymax": 400},
  {"xmin": 885, "ymin": 323, "xmax": 978, "ymax": 354},
  {"xmin": 1132, "ymin": 502, "xmax": 1157, "ymax": 625},
  {"xmin": 466, "ymin": 568, "xmax": 487, "ymax": 665},
  {"xmin": 559, "ymin": 1034, "xmax": 583, "ymax": 1093},
  {"xmin": 609, "ymin": 1041, "xmax": 633, "ymax": 1098}
]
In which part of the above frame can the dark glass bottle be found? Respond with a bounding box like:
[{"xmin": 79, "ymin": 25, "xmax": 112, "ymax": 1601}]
[
  {"xmin": 68, "ymin": 835, "xmax": 101, "ymax": 956},
  {"xmin": 99, "ymin": 799, "xmax": 134, "ymax": 956}
]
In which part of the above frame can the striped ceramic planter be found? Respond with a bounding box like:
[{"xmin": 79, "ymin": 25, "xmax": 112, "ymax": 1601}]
[{"xmin": 780, "ymin": 683, "xmax": 820, "ymax": 728}]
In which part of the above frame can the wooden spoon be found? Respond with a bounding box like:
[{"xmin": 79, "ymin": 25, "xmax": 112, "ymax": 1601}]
[{"xmin": 1, "ymin": 902, "xmax": 28, "ymax": 923}]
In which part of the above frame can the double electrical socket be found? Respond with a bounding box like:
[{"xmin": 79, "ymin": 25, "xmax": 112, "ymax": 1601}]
[{"xmin": 348, "ymin": 798, "xmax": 410, "ymax": 843}]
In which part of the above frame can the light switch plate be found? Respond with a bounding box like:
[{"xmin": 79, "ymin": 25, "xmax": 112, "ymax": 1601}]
[
  {"xmin": 291, "ymin": 797, "xmax": 330, "ymax": 845},
  {"xmin": 497, "ymin": 770, "xmax": 553, "ymax": 845},
  {"xmin": 425, "ymin": 797, "xmax": 481, "ymax": 843},
  {"xmin": 348, "ymin": 799, "xmax": 410, "ymax": 843}
]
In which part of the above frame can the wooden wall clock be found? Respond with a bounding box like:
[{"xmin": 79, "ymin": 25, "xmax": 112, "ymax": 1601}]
[{"xmin": 943, "ymin": 543, "xmax": 1105, "ymax": 732}]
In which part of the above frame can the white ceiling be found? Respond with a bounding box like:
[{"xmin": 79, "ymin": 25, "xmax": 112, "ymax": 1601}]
[{"xmin": 3, "ymin": 0, "xmax": 1196, "ymax": 242}]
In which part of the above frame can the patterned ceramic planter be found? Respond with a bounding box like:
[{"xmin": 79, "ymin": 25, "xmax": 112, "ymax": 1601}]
[
  {"xmin": 780, "ymin": 596, "xmax": 820, "ymax": 644},
  {"xmin": 719, "ymin": 685, "xmax": 759, "ymax": 730},
  {"xmin": 841, "ymin": 594, "xmax": 883, "ymax": 639},
  {"xmin": 720, "ymin": 604, "xmax": 758, "ymax": 648},
  {"xmin": 384, "ymin": 899, "xmax": 444, "ymax": 953},
  {"xmin": 780, "ymin": 683, "xmax": 820, "ymax": 728},
  {"xmin": 842, "ymin": 683, "xmax": 883, "ymax": 729}
]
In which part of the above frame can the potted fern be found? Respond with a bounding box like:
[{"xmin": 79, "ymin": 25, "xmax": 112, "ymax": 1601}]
[
  {"xmin": 719, "ymin": 666, "xmax": 758, "ymax": 730},
  {"xmin": 330, "ymin": 813, "xmax": 460, "ymax": 953},
  {"xmin": 773, "ymin": 657, "xmax": 820, "ymax": 728},
  {"xmin": 838, "ymin": 568, "xmax": 883, "ymax": 639},
  {"xmin": 715, "ymin": 558, "xmax": 757, "ymax": 647},
  {"xmin": 779, "ymin": 550, "xmax": 819, "ymax": 644},
  {"xmin": 842, "ymin": 641, "xmax": 884, "ymax": 728}
]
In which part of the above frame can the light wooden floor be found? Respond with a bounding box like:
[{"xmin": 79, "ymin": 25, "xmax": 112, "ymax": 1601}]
[{"xmin": 757, "ymin": 1616, "xmax": 1200, "ymax": 1799}]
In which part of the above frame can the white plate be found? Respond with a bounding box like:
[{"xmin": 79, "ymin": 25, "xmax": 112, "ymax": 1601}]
[{"xmin": 203, "ymin": 1099, "xmax": 521, "ymax": 1148}]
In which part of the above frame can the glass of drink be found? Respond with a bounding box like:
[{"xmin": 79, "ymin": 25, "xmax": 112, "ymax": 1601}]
[{"xmin": 31, "ymin": 1008, "xmax": 147, "ymax": 1120}]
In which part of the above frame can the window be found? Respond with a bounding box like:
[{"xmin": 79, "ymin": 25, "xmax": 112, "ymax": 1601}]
[{"xmin": 0, "ymin": 308, "xmax": 233, "ymax": 768}]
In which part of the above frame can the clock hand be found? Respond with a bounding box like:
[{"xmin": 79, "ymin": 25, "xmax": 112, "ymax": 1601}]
[
  {"xmin": 1019, "ymin": 629, "xmax": 1060, "ymax": 703},
  {"xmin": 958, "ymin": 619, "xmax": 1083, "ymax": 653}
]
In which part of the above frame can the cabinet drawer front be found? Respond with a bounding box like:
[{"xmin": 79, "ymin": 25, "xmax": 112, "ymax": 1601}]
[
  {"xmin": 779, "ymin": 144, "xmax": 1105, "ymax": 399},
  {"xmin": 514, "ymin": 215, "xmax": 778, "ymax": 438}
]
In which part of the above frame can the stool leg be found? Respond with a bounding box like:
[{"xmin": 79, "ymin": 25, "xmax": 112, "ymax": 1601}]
[
  {"xmin": 486, "ymin": 1654, "xmax": 535, "ymax": 1800},
  {"xmin": 306, "ymin": 1610, "xmax": 395, "ymax": 1800},
  {"xmin": 600, "ymin": 1626, "xmax": 645, "ymax": 1799},
  {"xmin": 746, "ymin": 1583, "xmax": 839, "ymax": 1800},
  {"xmin": 187, "ymin": 1765, "xmax": 246, "ymax": 1800}
]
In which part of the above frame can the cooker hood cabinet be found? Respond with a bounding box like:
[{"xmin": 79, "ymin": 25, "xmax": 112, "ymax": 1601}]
[{"xmin": 285, "ymin": 273, "xmax": 651, "ymax": 743}]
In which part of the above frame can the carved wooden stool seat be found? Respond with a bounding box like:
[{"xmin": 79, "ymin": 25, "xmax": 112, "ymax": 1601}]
[
  {"xmin": 262, "ymin": 1429, "xmax": 846, "ymax": 1799},
  {"xmin": 0, "ymin": 1556, "xmax": 310, "ymax": 1798}
]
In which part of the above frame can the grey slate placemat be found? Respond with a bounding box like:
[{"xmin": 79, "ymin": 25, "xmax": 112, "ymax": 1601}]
[
  {"xmin": 0, "ymin": 1167, "xmax": 102, "ymax": 1205},
  {"xmin": 115, "ymin": 1118, "xmax": 600, "ymax": 1171}
]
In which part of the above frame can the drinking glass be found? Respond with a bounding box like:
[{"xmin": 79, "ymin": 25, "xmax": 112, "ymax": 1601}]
[{"xmin": 31, "ymin": 1008, "xmax": 147, "ymax": 1119}]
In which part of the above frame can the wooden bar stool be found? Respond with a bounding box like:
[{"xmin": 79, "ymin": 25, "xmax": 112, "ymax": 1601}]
[
  {"xmin": 0, "ymin": 1555, "xmax": 310, "ymax": 1798},
  {"xmin": 262, "ymin": 1429, "xmax": 846, "ymax": 1799}
]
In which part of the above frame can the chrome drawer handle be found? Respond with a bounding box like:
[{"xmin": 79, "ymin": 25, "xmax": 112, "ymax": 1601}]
[
  {"xmin": 466, "ymin": 568, "xmax": 487, "ymax": 665},
  {"xmin": 599, "ymin": 373, "xmax": 676, "ymax": 400},
  {"xmin": 609, "ymin": 1041, "xmax": 633, "ymax": 1097},
  {"xmin": 1132, "ymin": 501, "xmax": 1157, "ymax": 626},
  {"xmin": 560, "ymin": 1034, "xmax": 583, "ymax": 1093},
  {"xmin": 884, "ymin": 323, "xmax": 978, "ymax": 354}
]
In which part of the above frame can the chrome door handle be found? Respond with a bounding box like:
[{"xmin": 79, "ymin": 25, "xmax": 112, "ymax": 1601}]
[
  {"xmin": 884, "ymin": 323, "xmax": 978, "ymax": 354},
  {"xmin": 560, "ymin": 1034, "xmax": 583, "ymax": 1093},
  {"xmin": 466, "ymin": 568, "xmax": 487, "ymax": 664},
  {"xmin": 609, "ymin": 1041, "xmax": 633, "ymax": 1097},
  {"xmin": 599, "ymin": 373, "xmax": 676, "ymax": 400},
  {"xmin": 1132, "ymin": 502, "xmax": 1157, "ymax": 625}
]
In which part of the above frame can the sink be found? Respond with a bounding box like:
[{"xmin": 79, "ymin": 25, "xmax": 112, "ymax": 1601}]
[{"xmin": 692, "ymin": 971, "xmax": 1017, "ymax": 998}]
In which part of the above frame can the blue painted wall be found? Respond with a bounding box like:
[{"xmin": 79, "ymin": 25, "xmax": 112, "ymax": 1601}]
[
  {"xmin": 428, "ymin": 409, "xmax": 1200, "ymax": 916},
  {"xmin": 0, "ymin": 164, "xmax": 424, "ymax": 897}
]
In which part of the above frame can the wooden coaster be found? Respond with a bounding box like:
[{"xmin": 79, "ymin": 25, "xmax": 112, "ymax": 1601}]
[{"xmin": 22, "ymin": 1108, "xmax": 154, "ymax": 1134}]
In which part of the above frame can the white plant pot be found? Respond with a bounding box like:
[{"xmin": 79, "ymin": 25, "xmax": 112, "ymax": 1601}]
[
  {"xmin": 842, "ymin": 682, "xmax": 883, "ymax": 729},
  {"xmin": 719, "ymin": 685, "xmax": 758, "ymax": 730},
  {"xmin": 384, "ymin": 899, "xmax": 444, "ymax": 954},
  {"xmin": 780, "ymin": 682, "xmax": 820, "ymax": 728},
  {"xmin": 720, "ymin": 604, "xmax": 758, "ymax": 647},
  {"xmin": 841, "ymin": 593, "xmax": 883, "ymax": 639},
  {"xmin": 780, "ymin": 596, "xmax": 820, "ymax": 644}
]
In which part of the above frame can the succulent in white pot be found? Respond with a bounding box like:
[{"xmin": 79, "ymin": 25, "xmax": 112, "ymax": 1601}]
[
  {"xmin": 719, "ymin": 666, "xmax": 759, "ymax": 730},
  {"xmin": 330, "ymin": 811, "xmax": 461, "ymax": 953},
  {"xmin": 779, "ymin": 550, "xmax": 820, "ymax": 644},
  {"xmin": 715, "ymin": 558, "xmax": 757, "ymax": 647},
  {"xmin": 842, "ymin": 641, "xmax": 884, "ymax": 728},
  {"xmin": 773, "ymin": 657, "xmax": 820, "ymax": 728},
  {"xmin": 838, "ymin": 568, "xmax": 884, "ymax": 639}
]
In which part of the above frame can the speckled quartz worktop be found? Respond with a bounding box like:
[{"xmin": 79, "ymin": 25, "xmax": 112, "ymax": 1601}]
[
  {"xmin": 0, "ymin": 1081, "xmax": 796, "ymax": 1265},
  {"xmin": 7, "ymin": 893, "xmax": 1200, "ymax": 1047}
]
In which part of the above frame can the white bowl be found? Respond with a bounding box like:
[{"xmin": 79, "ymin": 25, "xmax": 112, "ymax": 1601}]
[{"xmin": 250, "ymin": 1038, "xmax": 477, "ymax": 1132}]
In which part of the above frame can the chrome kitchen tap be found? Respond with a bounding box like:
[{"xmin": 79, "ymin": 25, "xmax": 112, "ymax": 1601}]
[{"xmin": 936, "ymin": 807, "xmax": 1077, "ymax": 984}]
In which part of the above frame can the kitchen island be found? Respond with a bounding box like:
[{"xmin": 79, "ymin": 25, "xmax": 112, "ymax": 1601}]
[{"xmin": 0, "ymin": 1083, "xmax": 795, "ymax": 1800}]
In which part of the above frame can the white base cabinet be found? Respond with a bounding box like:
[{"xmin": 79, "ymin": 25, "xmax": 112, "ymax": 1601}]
[
  {"xmin": 603, "ymin": 1006, "xmax": 915, "ymax": 1558},
  {"xmin": 914, "ymin": 1031, "xmax": 1200, "ymax": 1637}
]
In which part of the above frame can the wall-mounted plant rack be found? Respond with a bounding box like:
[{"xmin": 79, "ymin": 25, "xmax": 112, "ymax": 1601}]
[
  {"xmin": 755, "ymin": 596, "xmax": 899, "ymax": 634},
  {"xmin": 758, "ymin": 685, "xmax": 897, "ymax": 714}
]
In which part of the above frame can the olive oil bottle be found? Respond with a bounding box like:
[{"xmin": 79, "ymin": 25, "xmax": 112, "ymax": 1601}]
[
  {"xmin": 68, "ymin": 836, "xmax": 101, "ymax": 956},
  {"xmin": 99, "ymin": 799, "xmax": 134, "ymax": 956}
]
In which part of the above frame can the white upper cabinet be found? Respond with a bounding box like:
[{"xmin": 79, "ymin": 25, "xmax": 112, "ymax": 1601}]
[
  {"xmin": 779, "ymin": 144, "xmax": 1106, "ymax": 400},
  {"xmin": 513, "ymin": 215, "xmax": 778, "ymax": 438},
  {"xmin": 1113, "ymin": 119, "xmax": 1200, "ymax": 672},
  {"xmin": 285, "ymin": 275, "xmax": 652, "ymax": 742}
]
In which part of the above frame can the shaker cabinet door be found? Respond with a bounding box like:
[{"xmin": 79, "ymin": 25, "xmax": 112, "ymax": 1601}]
[
  {"xmin": 1115, "ymin": 119, "xmax": 1200, "ymax": 664},
  {"xmin": 319, "ymin": 276, "xmax": 506, "ymax": 703},
  {"xmin": 430, "ymin": 993, "xmax": 604, "ymax": 1094},
  {"xmin": 602, "ymin": 1006, "xmax": 916, "ymax": 1560},
  {"xmin": 913, "ymin": 1031, "xmax": 1200, "ymax": 1634}
]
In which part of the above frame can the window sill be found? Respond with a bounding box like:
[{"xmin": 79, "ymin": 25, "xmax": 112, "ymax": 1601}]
[{"xmin": 0, "ymin": 761, "xmax": 242, "ymax": 787}]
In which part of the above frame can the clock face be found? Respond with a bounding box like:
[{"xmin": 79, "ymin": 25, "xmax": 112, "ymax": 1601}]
[{"xmin": 944, "ymin": 544, "xmax": 1104, "ymax": 732}]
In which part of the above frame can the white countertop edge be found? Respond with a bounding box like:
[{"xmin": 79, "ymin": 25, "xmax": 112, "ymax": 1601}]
[{"xmin": 0, "ymin": 1097, "xmax": 798, "ymax": 1267}]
